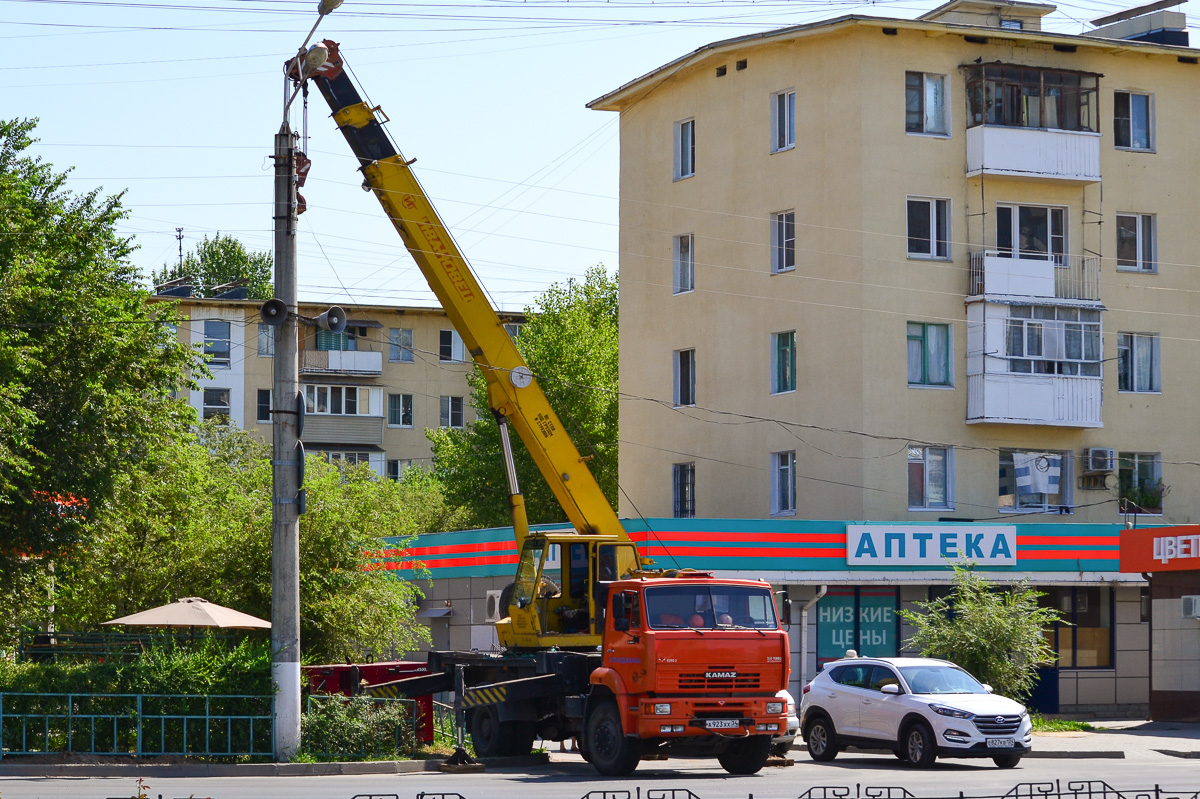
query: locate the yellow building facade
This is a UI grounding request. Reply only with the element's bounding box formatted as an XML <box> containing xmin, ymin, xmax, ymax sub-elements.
<box><xmin>592</xmin><ymin>1</ymin><xmax>1200</xmax><ymax>526</ymax></box>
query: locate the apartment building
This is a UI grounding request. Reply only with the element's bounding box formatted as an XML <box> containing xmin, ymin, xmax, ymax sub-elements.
<box><xmin>587</xmin><ymin>0</ymin><xmax>1200</xmax><ymax>714</ymax></box>
<box><xmin>155</xmin><ymin>289</ymin><xmax>521</xmax><ymax>475</ymax></box>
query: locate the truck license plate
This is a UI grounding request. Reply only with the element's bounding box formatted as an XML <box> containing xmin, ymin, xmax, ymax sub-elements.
<box><xmin>706</xmin><ymin>719</ymin><xmax>739</xmax><ymax>730</ymax></box>
<box><xmin>986</xmin><ymin>738</ymin><xmax>1014</xmax><ymax>748</ymax></box>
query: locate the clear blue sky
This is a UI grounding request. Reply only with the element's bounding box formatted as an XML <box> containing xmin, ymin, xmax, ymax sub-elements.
<box><xmin>5</xmin><ymin>0</ymin><xmax>1196</xmax><ymax>311</ymax></box>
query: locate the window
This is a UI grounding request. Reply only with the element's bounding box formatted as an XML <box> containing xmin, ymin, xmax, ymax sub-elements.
<box><xmin>965</xmin><ymin>65</ymin><xmax>1098</xmax><ymax>131</ymax></box>
<box><xmin>907</xmin><ymin>322</ymin><xmax>950</xmax><ymax>386</ymax></box>
<box><xmin>673</xmin><ymin>234</ymin><xmax>694</xmax><ymax>294</ymax></box>
<box><xmin>905</xmin><ymin>72</ymin><xmax>947</xmax><ymax>135</ymax></box>
<box><xmin>771</xmin><ymin>89</ymin><xmax>796</xmax><ymax>151</ymax></box>
<box><xmin>256</xmin><ymin>389</ymin><xmax>272</xmax><ymax>423</ymax></box>
<box><xmin>1114</xmin><ymin>91</ymin><xmax>1152</xmax><ymax>150</ymax></box>
<box><xmin>673</xmin><ymin>349</ymin><xmax>695</xmax><ymax>406</ymax></box>
<box><xmin>999</xmin><ymin>18</ymin><xmax>1023</xmax><ymax>29</ymax></box>
<box><xmin>997</xmin><ymin>204</ymin><xmax>1066</xmax><ymax>264</ymax></box>
<box><xmin>388</xmin><ymin>328</ymin><xmax>414</xmax><ymax>362</ymax></box>
<box><xmin>202</xmin><ymin>387</ymin><xmax>230</xmax><ymax>421</ymax></box>
<box><xmin>204</xmin><ymin>320</ymin><xmax>231</xmax><ymax>368</ymax></box>
<box><xmin>440</xmin><ymin>395</ymin><xmax>464</xmax><ymax>428</ymax></box>
<box><xmin>304</xmin><ymin>384</ymin><xmax>373</xmax><ymax>415</ymax></box>
<box><xmin>387</xmin><ymin>393</ymin><xmax>414</xmax><ymax>427</ymax></box>
<box><xmin>906</xmin><ymin>198</ymin><xmax>950</xmax><ymax>259</ymax></box>
<box><xmin>329</xmin><ymin>451</ymin><xmax>371</xmax><ymax>467</ymax></box>
<box><xmin>1117</xmin><ymin>332</ymin><xmax>1160</xmax><ymax>392</ymax></box>
<box><xmin>1039</xmin><ymin>586</ymin><xmax>1112</xmax><ymax>667</ymax></box>
<box><xmin>387</xmin><ymin>459</ymin><xmax>412</xmax><ymax>481</ymax></box>
<box><xmin>771</xmin><ymin>331</ymin><xmax>796</xmax><ymax>394</ymax></box>
<box><xmin>257</xmin><ymin>323</ymin><xmax>274</xmax><ymax>357</ymax></box>
<box><xmin>317</xmin><ymin>326</ymin><xmax>366</xmax><ymax>352</ymax></box>
<box><xmin>999</xmin><ymin>449</ymin><xmax>1069</xmax><ymax>512</ymax></box>
<box><xmin>908</xmin><ymin>446</ymin><xmax>951</xmax><ymax>510</ymax></box>
<box><xmin>439</xmin><ymin>329</ymin><xmax>465</xmax><ymax>362</ymax></box>
<box><xmin>771</xmin><ymin>211</ymin><xmax>795</xmax><ymax>273</ymax></box>
<box><xmin>771</xmin><ymin>451</ymin><xmax>796</xmax><ymax>515</ymax></box>
<box><xmin>1006</xmin><ymin>306</ymin><xmax>1100</xmax><ymax>376</ymax></box>
<box><xmin>1116</xmin><ymin>213</ymin><xmax>1156</xmax><ymax>272</ymax></box>
<box><xmin>672</xmin><ymin>462</ymin><xmax>695</xmax><ymax>518</ymax></box>
<box><xmin>503</xmin><ymin>322</ymin><xmax>523</xmax><ymax>339</ymax></box>
<box><xmin>674</xmin><ymin>118</ymin><xmax>695</xmax><ymax>179</ymax></box>
<box><xmin>1118</xmin><ymin>452</ymin><xmax>1164</xmax><ymax>514</ymax></box>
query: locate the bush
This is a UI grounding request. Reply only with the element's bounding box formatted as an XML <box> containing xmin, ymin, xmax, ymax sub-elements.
<box><xmin>300</xmin><ymin>695</ymin><xmax>415</xmax><ymax>761</ymax></box>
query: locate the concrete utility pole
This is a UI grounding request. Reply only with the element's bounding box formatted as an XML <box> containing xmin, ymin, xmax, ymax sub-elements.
<box><xmin>270</xmin><ymin>123</ymin><xmax>302</xmax><ymax>761</ymax></box>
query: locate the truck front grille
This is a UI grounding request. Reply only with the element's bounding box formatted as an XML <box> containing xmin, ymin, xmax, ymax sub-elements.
<box><xmin>672</xmin><ymin>671</ymin><xmax>761</xmax><ymax>691</ymax></box>
<box><xmin>972</xmin><ymin>715</ymin><xmax>1022</xmax><ymax>736</ymax></box>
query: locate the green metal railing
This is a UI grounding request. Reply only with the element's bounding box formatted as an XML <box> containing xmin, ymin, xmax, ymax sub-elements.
<box><xmin>429</xmin><ymin>700</ymin><xmax>457</xmax><ymax>746</ymax></box>
<box><xmin>0</xmin><ymin>693</ymin><xmax>273</xmax><ymax>759</ymax></box>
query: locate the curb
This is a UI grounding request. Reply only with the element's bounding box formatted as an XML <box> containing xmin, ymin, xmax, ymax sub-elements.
<box><xmin>0</xmin><ymin>752</ymin><xmax>550</xmax><ymax>778</ymax></box>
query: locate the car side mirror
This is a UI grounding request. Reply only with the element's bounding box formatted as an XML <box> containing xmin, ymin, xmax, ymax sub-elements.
<box><xmin>982</xmin><ymin>684</ymin><xmax>994</xmax><ymax>693</ymax></box>
<box><xmin>881</xmin><ymin>683</ymin><xmax>900</xmax><ymax>695</ymax></box>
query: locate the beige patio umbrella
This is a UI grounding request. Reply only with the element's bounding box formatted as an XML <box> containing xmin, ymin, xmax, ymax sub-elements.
<box><xmin>103</xmin><ymin>597</ymin><xmax>271</xmax><ymax>630</ymax></box>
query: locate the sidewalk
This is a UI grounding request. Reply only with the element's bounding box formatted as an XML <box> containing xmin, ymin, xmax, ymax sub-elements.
<box><xmin>1027</xmin><ymin>720</ymin><xmax>1200</xmax><ymax>760</ymax></box>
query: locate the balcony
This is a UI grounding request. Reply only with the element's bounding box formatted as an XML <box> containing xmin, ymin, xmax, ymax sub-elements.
<box><xmin>967</xmin><ymin>373</ymin><xmax>1102</xmax><ymax>428</ymax></box>
<box><xmin>300</xmin><ymin>414</ymin><xmax>384</xmax><ymax>446</ymax></box>
<box><xmin>969</xmin><ymin>250</ymin><xmax>1100</xmax><ymax>302</ymax></box>
<box><xmin>300</xmin><ymin>349</ymin><xmax>383</xmax><ymax>376</ymax></box>
<box><xmin>966</xmin><ymin>125</ymin><xmax>1101</xmax><ymax>183</ymax></box>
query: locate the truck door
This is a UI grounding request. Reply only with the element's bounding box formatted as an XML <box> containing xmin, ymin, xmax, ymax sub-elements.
<box><xmin>604</xmin><ymin>589</ymin><xmax>649</xmax><ymax>692</ymax></box>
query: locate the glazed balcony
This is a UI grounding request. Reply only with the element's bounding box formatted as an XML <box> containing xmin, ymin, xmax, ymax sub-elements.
<box><xmin>966</xmin><ymin>373</ymin><xmax>1102</xmax><ymax>428</ymax></box>
<box><xmin>969</xmin><ymin>250</ymin><xmax>1100</xmax><ymax>302</ymax></box>
<box><xmin>300</xmin><ymin>348</ymin><xmax>383</xmax><ymax>376</ymax></box>
<box><xmin>967</xmin><ymin>125</ymin><xmax>1101</xmax><ymax>183</ymax></box>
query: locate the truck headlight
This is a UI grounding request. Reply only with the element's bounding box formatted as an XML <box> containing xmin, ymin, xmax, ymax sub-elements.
<box><xmin>766</xmin><ymin>702</ymin><xmax>784</xmax><ymax>715</ymax></box>
<box><xmin>653</xmin><ymin>703</ymin><xmax>671</xmax><ymax>715</ymax></box>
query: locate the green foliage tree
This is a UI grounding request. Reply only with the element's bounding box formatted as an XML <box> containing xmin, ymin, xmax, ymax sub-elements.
<box><xmin>897</xmin><ymin>565</ymin><xmax>1063</xmax><ymax>701</ymax></box>
<box><xmin>52</xmin><ymin>424</ymin><xmax>431</xmax><ymax>662</ymax></box>
<box><xmin>0</xmin><ymin>119</ymin><xmax>199</xmax><ymax>618</ymax></box>
<box><xmin>153</xmin><ymin>233</ymin><xmax>273</xmax><ymax>299</ymax></box>
<box><xmin>429</xmin><ymin>266</ymin><xmax>618</xmax><ymax>528</ymax></box>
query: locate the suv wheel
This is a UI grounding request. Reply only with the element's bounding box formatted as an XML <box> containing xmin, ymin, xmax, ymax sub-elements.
<box><xmin>993</xmin><ymin>754</ymin><xmax>1022</xmax><ymax>769</ymax></box>
<box><xmin>805</xmin><ymin>716</ymin><xmax>839</xmax><ymax>762</ymax></box>
<box><xmin>902</xmin><ymin>721</ymin><xmax>936</xmax><ymax>768</ymax></box>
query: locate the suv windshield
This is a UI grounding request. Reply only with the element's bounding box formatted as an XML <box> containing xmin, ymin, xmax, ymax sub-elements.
<box><xmin>645</xmin><ymin>585</ymin><xmax>778</xmax><ymax>630</ymax></box>
<box><xmin>899</xmin><ymin>665</ymin><xmax>987</xmax><ymax>695</ymax></box>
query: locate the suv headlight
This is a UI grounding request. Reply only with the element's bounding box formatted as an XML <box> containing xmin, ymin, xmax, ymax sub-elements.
<box><xmin>930</xmin><ymin>704</ymin><xmax>973</xmax><ymax>720</ymax></box>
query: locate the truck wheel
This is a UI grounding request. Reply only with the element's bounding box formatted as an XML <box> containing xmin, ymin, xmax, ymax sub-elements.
<box><xmin>585</xmin><ymin>700</ymin><xmax>640</xmax><ymax>776</ymax></box>
<box><xmin>902</xmin><ymin>721</ymin><xmax>937</xmax><ymax>769</ymax></box>
<box><xmin>805</xmin><ymin>716</ymin><xmax>839</xmax><ymax>762</ymax></box>
<box><xmin>468</xmin><ymin>706</ymin><xmax>507</xmax><ymax>758</ymax></box>
<box><xmin>506</xmin><ymin>720</ymin><xmax>536</xmax><ymax>757</ymax></box>
<box><xmin>717</xmin><ymin>734</ymin><xmax>773</xmax><ymax>775</ymax></box>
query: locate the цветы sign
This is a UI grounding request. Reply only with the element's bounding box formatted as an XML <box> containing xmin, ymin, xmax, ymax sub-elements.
<box><xmin>1120</xmin><ymin>525</ymin><xmax>1200</xmax><ymax>573</ymax></box>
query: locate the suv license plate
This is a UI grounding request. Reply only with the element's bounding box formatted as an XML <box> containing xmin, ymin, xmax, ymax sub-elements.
<box><xmin>706</xmin><ymin>719</ymin><xmax>739</xmax><ymax>730</ymax></box>
<box><xmin>986</xmin><ymin>738</ymin><xmax>1014</xmax><ymax>749</ymax></box>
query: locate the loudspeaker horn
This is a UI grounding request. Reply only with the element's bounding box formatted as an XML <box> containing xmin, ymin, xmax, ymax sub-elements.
<box><xmin>259</xmin><ymin>298</ymin><xmax>288</xmax><ymax>327</ymax></box>
<box><xmin>316</xmin><ymin>305</ymin><xmax>346</xmax><ymax>334</ymax></box>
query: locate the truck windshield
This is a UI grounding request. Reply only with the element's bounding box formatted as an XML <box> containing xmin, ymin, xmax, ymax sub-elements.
<box><xmin>644</xmin><ymin>585</ymin><xmax>778</xmax><ymax>630</ymax></box>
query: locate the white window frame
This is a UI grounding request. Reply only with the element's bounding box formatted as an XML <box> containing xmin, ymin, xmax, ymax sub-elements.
<box><xmin>1114</xmin><ymin>90</ymin><xmax>1154</xmax><ymax>152</ymax></box>
<box><xmin>672</xmin><ymin>462</ymin><xmax>696</xmax><ymax>518</ymax></box>
<box><xmin>674</xmin><ymin>118</ymin><xmax>695</xmax><ymax>180</ymax></box>
<box><xmin>389</xmin><ymin>327</ymin><xmax>414</xmax><ymax>362</ymax></box>
<box><xmin>1117</xmin><ymin>332</ymin><xmax>1161</xmax><ymax>393</ymax></box>
<box><xmin>906</xmin><ymin>197</ymin><xmax>950</xmax><ymax>260</ymax></box>
<box><xmin>771</xmin><ymin>331</ymin><xmax>796</xmax><ymax>394</ymax></box>
<box><xmin>999</xmin><ymin>449</ymin><xmax>1072</xmax><ymax>513</ymax></box>
<box><xmin>202</xmin><ymin>387</ymin><xmax>231</xmax><ymax>421</ymax></box>
<box><xmin>771</xmin><ymin>89</ymin><xmax>796</xmax><ymax>152</ymax></box>
<box><xmin>1006</xmin><ymin>306</ymin><xmax>1102</xmax><ymax>377</ymax></box>
<box><xmin>304</xmin><ymin>384</ymin><xmax>373</xmax><ymax>416</ymax></box>
<box><xmin>257</xmin><ymin>323</ymin><xmax>274</xmax><ymax>357</ymax></box>
<box><xmin>908</xmin><ymin>445</ymin><xmax>953</xmax><ymax>511</ymax></box>
<box><xmin>387</xmin><ymin>393</ymin><xmax>414</xmax><ymax>428</ymax></box>
<box><xmin>771</xmin><ymin>210</ymin><xmax>796</xmax><ymax>274</ymax></box>
<box><xmin>996</xmin><ymin>203</ymin><xmax>1067</xmax><ymax>264</ymax></box>
<box><xmin>503</xmin><ymin>322</ymin><xmax>523</xmax><ymax>339</ymax></box>
<box><xmin>673</xmin><ymin>348</ymin><xmax>696</xmax><ymax>407</ymax></box>
<box><xmin>1115</xmin><ymin>213</ymin><xmax>1156</xmax><ymax>273</ymax></box>
<box><xmin>440</xmin><ymin>395</ymin><xmax>465</xmax><ymax>428</ymax></box>
<box><xmin>204</xmin><ymin>320</ymin><xmax>231</xmax><ymax>369</ymax></box>
<box><xmin>439</xmin><ymin>329</ymin><xmax>466</xmax><ymax>362</ymax></box>
<box><xmin>905</xmin><ymin>72</ymin><xmax>949</xmax><ymax>136</ymax></box>
<box><xmin>256</xmin><ymin>388</ymin><xmax>272</xmax><ymax>423</ymax></box>
<box><xmin>673</xmin><ymin>233</ymin><xmax>695</xmax><ymax>294</ymax></box>
<box><xmin>770</xmin><ymin>450</ymin><xmax>796</xmax><ymax>516</ymax></box>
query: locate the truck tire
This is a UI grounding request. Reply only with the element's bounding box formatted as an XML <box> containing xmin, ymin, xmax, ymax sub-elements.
<box><xmin>468</xmin><ymin>706</ymin><xmax>507</xmax><ymax>758</ymax></box>
<box><xmin>585</xmin><ymin>699</ymin><xmax>640</xmax><ymax>776</ymax></box>
<box><xmin>506</xmin><ymin>719</ymin><xmax>536</xmax><ymax>757</ymax></box>
<box><xmin>717</xmin><ymin>734</ymin><xmax>773</xmax><ymax>775</ymax></box>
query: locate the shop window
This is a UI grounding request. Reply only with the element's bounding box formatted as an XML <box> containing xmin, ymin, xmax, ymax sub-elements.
<box><xmin>1038</xmin><ymin>586</ymin><xmax>1112</xmax><ymax>668</ymax></box>
<box><xmin>816</xmin><ymin>587</ymin><xmax>898</xmax><ymax>666</ymax></box>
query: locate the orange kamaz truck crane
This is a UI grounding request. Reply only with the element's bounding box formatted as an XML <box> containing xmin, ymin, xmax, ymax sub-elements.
<box><xmin>290</xmin><ymin>42</ymin><xmax>790</xmax><ymax>776</ymax></box>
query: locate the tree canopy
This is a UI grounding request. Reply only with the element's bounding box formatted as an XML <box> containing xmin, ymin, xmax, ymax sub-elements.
<box><xmin>429</xmin><ymin>266</ymin><xmax>619</xmax><ymax>528</ymax></box>
<box><xmin>153</xmin><ymin>233</ymin><xmax>273</xmax><ymax>299</ymax></box>
<box><xmin>898</xmin><ymin>565</ymin><xmax>1064</xmax><ymax>701</ymax></box>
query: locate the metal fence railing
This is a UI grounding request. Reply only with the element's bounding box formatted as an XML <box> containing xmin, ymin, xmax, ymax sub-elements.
<box><xmin>17</xmin><ymin>629</ymin><xmax>237</xmax><ymax>662</ymax></box>
<box><xmin>0</xmin><ymin>693</ymin><xmax>272</xmax><ymax>759</ymax></box>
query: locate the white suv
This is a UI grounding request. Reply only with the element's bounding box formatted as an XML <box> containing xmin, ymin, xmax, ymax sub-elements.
<box><xmin>799</xmin><ymin>656</ymin><xmax>1031</xmax><ymax>768</ymax></box>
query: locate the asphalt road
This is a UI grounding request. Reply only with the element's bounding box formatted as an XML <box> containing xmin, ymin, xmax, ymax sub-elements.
<box><xmin>2</xmin><ymin>752</ymin><xmax>1198</xmax><ymax>799</ymax></box>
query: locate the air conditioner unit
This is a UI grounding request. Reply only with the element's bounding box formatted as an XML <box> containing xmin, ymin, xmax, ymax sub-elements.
<box><xmin>1182</xmin><ymin>596</ymin><xmax>1200</xmax><ymax>620</ymax></box>
<box><xmin>485</xmin><ymin>589</ymin><xmax>504</xmax><ymax>623</ymax></box>
<box><xmin>1084</xmin><ymin>447</ymin><xmax>1115</xmax><ymax>473</ymax></box>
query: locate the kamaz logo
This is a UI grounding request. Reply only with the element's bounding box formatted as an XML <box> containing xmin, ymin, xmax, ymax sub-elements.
<box><xmin>705</xmin><ymin>671</ymin><xmax>737</xmax><ymax>679</ymax></box>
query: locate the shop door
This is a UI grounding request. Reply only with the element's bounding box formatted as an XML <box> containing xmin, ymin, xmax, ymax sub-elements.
<box><xmin>1028</xmin><ymin>665</ymin><xmax>1059</xmax><ymax>713</ymax></box>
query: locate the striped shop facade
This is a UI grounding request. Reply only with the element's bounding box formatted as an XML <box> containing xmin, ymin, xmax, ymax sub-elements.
<box><xmin>385</xmin><ymin>518</ymin><xmax>1149</xmax><ymax>717</ymax></box>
